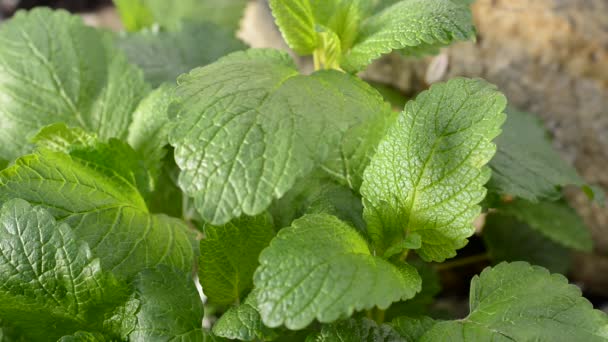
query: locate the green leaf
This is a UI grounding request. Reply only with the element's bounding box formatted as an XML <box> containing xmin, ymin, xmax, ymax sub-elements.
<box><xmin>342</xmin><ymin>0</ymin><xmax>475</xmax><ymax>72</ymax></box>
<box><xmin>309</xmin><ymin>318</ymin><xmax>404</xmax><ymax>341</ymax></box>
<box><xmin>497</xmin><ymin>200</ymin><xmax>592</xmax><ymax>252</ymax></box>
<box><xmin>483</xmin><ymin>213</ymin><xmax>572</xmax><ymax>274</ymax></box>
<box><xmin>114</xmin><ymin>0</ymin><xmax>248</xmax><ymax>31</ymax></box>
<box><xmin>269</xmin><ymin>0</ymin><xmax>317</xmax><ymax>54</ymax></box>
<box><xmin>0</xmin><ymin>150</ymin><xmax>195</xmax><ymax>280</ymax></box>
<box><xmin>254</xmin><ymin>214</ymin><xmax>421</xmax><ymax>329</ymax></box>
<box><xmin>0</xmin><ymin>199</ymin><xmax>129</xmax><ymax>341</ymax></box>
<box><xmin>118</xmin><ymin>23</ymin><xmax>246</xmax><ymax>87</ymax></box>
<box><xmin>146</xmin><ymin>149</ymin><xmax>185</xmax><ymax>217</ymax></box>
<box><xmin>31</xmin><ymin>124</ymin><xmax>153</xmax><ymax>200</ymax></box>
<box><xmin>420</xmin><ymin>262</ymin><xmax>608</xmax><ymax>341</ymax></box>
<box><xmin>212</xmin><ymin>289</ymin><xmax>276</xmax><ymax>341</ymax></box>
<box><xmin>199</xmin><ymin>214</ymin><xmax>275</xmax><ymax>305</ymax></box>
<box><xmin>0</xmin><ymin>8</ymin><xmax>148</xmax><ymax>161</ymax></box>
<box><xmin>170</xmin><ymin>49</ymin><xmax>391</xmax><ymax>225</ymax></box>
<box><xmin>390</xmin><ymin>316</ymin><xmax>437</xmax><ymax>341</ymax></box>
<box><xmin>384</xmin><ymin>262</ymin><xmax>441</xmax><ymax>320</ymax></box>
<box><xmin>113</xmin><ymin>0</ymin><xmax>154</xmax><ymax>31</ymax></box>
<box><xmin>271</xmin><ymin>172</ymin><xmax>366</xmax><ymax>233</ymax></box>
<box><xmin>31</xmin><ymin>123</ymin><xmax>97</xmax><ymax>152</ymax></box>
<box><xmin>489</xmin><ymin>108</ymin><xmax>597</xmax><ymax>202</ymax></box>
<box><xmin>58</xmin><ymin>331</ymin><xmax>106</xmax><ymax>342</ymax></box>
<box><xmin>127</xmin><ymin>84</ymin><xmax>174</xmax><ymax>181</ymax></box>
<box><xmin>361</xmin><ymin>78</ymin><xmax>507</xmax><ymax>261</ymax></box>
<box><xmin>129</xmin><ymin>265</ymin><xmax>206</xmax><ymax>341</ymax></box>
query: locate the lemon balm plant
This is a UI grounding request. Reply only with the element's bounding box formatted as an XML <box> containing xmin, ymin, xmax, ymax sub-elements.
<box><xmin>0</xmin><ymin>0</ymin><xmax>606</xmax><ymax>341</ymax></box>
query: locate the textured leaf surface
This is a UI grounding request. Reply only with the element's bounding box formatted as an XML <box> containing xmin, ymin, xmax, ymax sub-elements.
<box><xmin>269</xmin><ymin>173</ymin><xmax>364</xmax><ymax>230</ymax></box>
<box><xmin>483</xmin><ymin>213</ymin><xmax>571</xmax><ymax>274</ymax></box>
<box><xmin>212</xmin><ymin>289</ymin><xmax>276</xmax><ymax>341</ymax></box>
<box><xmin>58</xmin><ymin>331</ymin><xmax>106</xmax><ymax>342</ymax></box>
<box><xmin>0</xmin><ymin>150</ymin><xmax>194</xmax><ymax>280</ymax></box>
<box><xmin>269</xmin><ymin>0</ymin><xmax>317</xmax><ymax>54</ymax></box>
<box><xmin>390</xmin><ymin>316</ymin><xmax>436</xmax><ymax>341</ymax></box>
<box><xmin>115</xmin><ymin>0</ymin><xmax>248</xmax><ymax>31</ymax></box>
<box><xmin>342</xmin><ymin>0</ymin><xmax>475</xmax><ymax>72</ymax></box>
<box><xmin>384</xmin><ymin>262</ymin><xmax>441</xmax><ymax>320</ymax></box>
<box><xmin>118</xmin><ymin>23</ymin><xmax>245</xmax><ymax>86</ymax></box>
<box><xmin>129</xmin><ymin>266</ymin><xmax>206</xmax><ymax>341</ymax></box>
<box><xmin>0</xmin><ymin>199</ymin><xmax>128</xmax><ymax>341</ymax></box>
<box><xmin>421</xmin><ymin>262</ymin><xmax>608</xmax><ymax>341</ymax></box>
<box><xmin>254</xmin><ymin>214</ymin><xmax>421</xmax><ymax>329</ymax></box>
<box><xmin>0</xmin><ymin>8</ymin><xmax>147</xmax><ymax>160</ymax></box>
<box><xmin>170</xmin><ymin>49</ymin><xmax>390</xmax><ymax>225</ymax></box>
<box><xmin>498</xmin><ymin>200</ymin><xmax>592</xmax><ymax>251</ymax></box>
<box><xmin>309</xmin><ymin>318</ymin><xmax>404</xmax><ymax>342</ymax></box>
<box><xmin>127</xmin><ymin>84</ymin><xmax>173</xmax><ymax>182</ymax></box>
<box><xmin>361</xmin><ymin>78</ymin><xmax>506</xmax><ymax>261</ymax></box>
<box><xmin>489</xmin><ymin>109</ymin><xmax>592</xmax><ymax>201</ymax></box>
<box><xmin>199</xmin><ymin>214</ymin><xmax>275</xmax><ymax>305</ymax></box>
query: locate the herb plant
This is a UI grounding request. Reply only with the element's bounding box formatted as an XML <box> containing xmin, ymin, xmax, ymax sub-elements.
<box><xmin>0</xmin><ymin>0</ymin><xmax>606</xmax><ymax>341</ymax></box>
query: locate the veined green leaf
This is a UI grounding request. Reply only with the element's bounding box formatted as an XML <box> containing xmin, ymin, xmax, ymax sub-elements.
<box><xmin>31</xmin><ymin>124</ymin><xmax>153</xmax><ymax>200</ymax></box>
<box><xmin>342</xmin><ymin>0</ymin><xmax>475</xmax><ymax>72</ymax></box>
<box><xmin>361</xmin><ymin>78</ymin><xmax>507</xmax><ymax>261</ymax></box>
<box><xmin>58</xmin><ymin>331</ymin><xmax>106</xmax><ymax>342</ymax></box>
<box><xmin>117</xmin><ymin>23</ymin><xmax>246</xmax><ymax>87</ymax></box>
<box><xmin>309</xmin><ymin>318</ymin><xmax>404</xmax><ymax>341</ymax></box>
<box><xmin>421</xmin><ymin>262</ymin><xmax>608</xmax><ymax>341</ymax></box>
<box><xmin>0</xmin><ymin>150</ymin><xmax>195</xmax><ymax>280</ymax></box>
<box><xmin>269</xmin><ymin>0</ymin><xmax>318</xmax><ymax>54</ymax></box>
<box><xmin>0</xmin><ymin>199</ymin><xmax>130</xmax><ymax>341</ymax></box>
<box><xmin>254</xmin><ymin>214</ymin><xmax>421</xmax><ymax>330</ymax></box>
<box><xmin>199</xmin><ymin>214</ymin><xmax>275</xmax><ymax>305</ymax></box>
<box><xmin>390</xmin><ymin>316</ymin><xmax>437</xmax><ymax>341</ymax></box>
<box><xmin>170</xmin><ymin>49</ymin><xmax>391</xmax><ymax>225</ymax></box>
<box><xmin>0</xmin><ymin>8</ymin><xmax>148</xmax><ymax>161</ymax></box>
<box><xmin>129</xmin><ymin>266</ymin><xmax>206</xmax><ymax>341</ymax></box>
<box><xmin>212</xmin><ymin>289</ymin><xmax>276</xmax><ymax>341</ymax></box>
<box><xmin>489</xmin><ymin>108</ymin><xmax>600</xmax><ymax>202</ymax></box>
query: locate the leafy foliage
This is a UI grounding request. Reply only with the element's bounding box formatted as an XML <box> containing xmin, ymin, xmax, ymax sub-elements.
<box><xmin>361</xmin><ymin>78</ymin><xmax>507</xmax><ymax>260</ymax></box>
<box><xmin>254</xmin><ymin>214</ymin><xmax>421</xmax><ymax>329</ymax></box>
<box><xmin>0</xmin><ymin>8</ymin><xmax>148</xmax><ymax>161</ymax></box>
<box><xmin>270</xmin><ymin>0</ymin><xmax>475</xmax><ymax>71</ymax></box>
<box><xmin>0</xmin><ymin>3</ymin><xmax>605</xmax><ymax>341</ymax></box>
<box><xmin>169</xmin><ymin>49</ymin><xmax>392</xmax><ymax>225</ymax></box>
<box><xmin>420</xmin><ymin>262</ymin><xmax>608</xmax><ymax>341</ymax></box>
<box><xmin>199</xmin><ymin>214</ymin><xmax>275</xmax><ymax>305</ymax></box>
<box><xmin>489</xmin><ymin>108</ymin><xmax>599</xmax><ymax>202</ymax></box>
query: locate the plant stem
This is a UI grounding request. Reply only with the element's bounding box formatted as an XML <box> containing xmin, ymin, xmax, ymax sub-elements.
<box><xmin>434</xmin><ymin>253</ymin><xmax>489</xmax><ymax>271</ymax></box>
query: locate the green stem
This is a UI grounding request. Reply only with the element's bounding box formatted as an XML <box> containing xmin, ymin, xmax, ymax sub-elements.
<box><xmin>434</xmin><ymin>253</ymin><xmax>489</xmax><ymax>271</ymax></box>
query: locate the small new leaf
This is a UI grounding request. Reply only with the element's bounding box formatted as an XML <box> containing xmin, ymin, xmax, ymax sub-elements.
<box><xmin>361</xmin><ymin>78</ymin><xmax>507</xmax><ymax>261</ymax></box>
<box><xmin>421</xmin><ymin>262</ymin><xmax>608</xmax><ymax>341</ymax></box>
<box><xmin>254</xmin><ymin>214</ymin><xmax>421</xmax><ymax>330</ymax></box>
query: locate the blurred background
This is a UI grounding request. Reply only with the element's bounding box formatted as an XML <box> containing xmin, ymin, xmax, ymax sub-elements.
<box><xmin>1</xmin><ymin>0</ymin><xmax>607</xmax><ymax>312</ymax></box>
